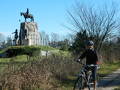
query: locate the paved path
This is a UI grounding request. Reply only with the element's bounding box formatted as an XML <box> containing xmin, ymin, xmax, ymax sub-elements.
<box><xmin>97</xmin><ymin>68</ymin><xmax>120</xmax><ymax>90</ymax></box>
<box><xmin>82</xmin><ymin>69</ymin><xmax>120</xmax><ymax>90</ymax></box>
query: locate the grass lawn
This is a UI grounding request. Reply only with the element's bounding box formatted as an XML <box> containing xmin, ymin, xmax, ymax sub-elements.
<box><xmin>114</xmin><ymin>86</ymin><xmax>120</xmax><ymax>90</ymax></box>
<box><xmin>0</xmin><ymin>55</ymin><xmax>28</xmax><ymax>63</ymax></box>
<box><xmin>99</xmin><ymin>61</ymin><xmax>120</xmax><ymax>76</ymax></box>
<box><xmin>0</xmin><ymin>55</ymin><xmax>28</xmax><ymax>75</ymax></box>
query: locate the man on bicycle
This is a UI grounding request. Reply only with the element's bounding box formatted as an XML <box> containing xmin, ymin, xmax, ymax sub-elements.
<box><xmin>77</xmin><ymin>40</ymin><xmax>98</xmax><ymax>90</ymax></box>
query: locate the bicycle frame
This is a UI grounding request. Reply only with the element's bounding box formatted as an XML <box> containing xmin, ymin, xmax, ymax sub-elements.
<box><xmin>78</xmin><ymin>64</ymin><xmax>93</xmax><ymax>84</ymax></box>
<box><xmin>74</xmin><ymin>62</ymin><xmax>99</xmax><ymax>90</ymax></box>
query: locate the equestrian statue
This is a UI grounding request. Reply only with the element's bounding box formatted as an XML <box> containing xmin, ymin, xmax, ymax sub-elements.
<box><xmin>21</xmin><ymin>8</ymin><xmax>34</xmax><ymax>22</ymax></box>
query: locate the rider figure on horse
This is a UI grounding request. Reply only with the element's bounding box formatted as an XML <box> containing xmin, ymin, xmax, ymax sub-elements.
<box><xmin>21</xmin><ymin>8</ymin><xmax>34</xmax><ymax>22</ymax></box>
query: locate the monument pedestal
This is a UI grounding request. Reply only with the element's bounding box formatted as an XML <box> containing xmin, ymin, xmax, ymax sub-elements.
<box><xmin>19</xmin><ymin>22</ymin><xmax>40</xmax><ymax>46</ymax></box>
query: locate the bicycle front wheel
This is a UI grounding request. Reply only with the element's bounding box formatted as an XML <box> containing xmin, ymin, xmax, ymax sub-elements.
<box><xmin>73</xmin><ymin>76</ymin><xmax>85</xmax><ymax>90</ymax></box>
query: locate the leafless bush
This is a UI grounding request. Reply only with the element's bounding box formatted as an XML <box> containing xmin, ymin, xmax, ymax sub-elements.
<box><xmin>0</xmin><ymin>53</ymin><xmax>80</xmax><ymax>90</ymax></box>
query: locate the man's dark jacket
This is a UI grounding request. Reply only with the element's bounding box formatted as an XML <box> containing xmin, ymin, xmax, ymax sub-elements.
<box><xmin>79</xmin><ymin>48</ymin><xmax>98</xmax><ymax>64</ymax></box>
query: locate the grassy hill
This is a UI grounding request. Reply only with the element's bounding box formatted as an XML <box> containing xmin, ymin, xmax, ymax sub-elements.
<box><xmin>0</xmin><ymin>45</ymin><xmax>57</xmax><ymax>57</ymax></box>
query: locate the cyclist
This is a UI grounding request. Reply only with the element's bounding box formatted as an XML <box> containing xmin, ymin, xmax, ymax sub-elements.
<box><xmin>77</xmin><ymin>40</ymin><xmax>98</xmax><ymax>90</ymax></box>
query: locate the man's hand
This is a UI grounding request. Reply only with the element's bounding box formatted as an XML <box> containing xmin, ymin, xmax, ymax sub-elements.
<box><xmin>74</xmin><ymin>59</ymin><xmax>81</xmax><ymax>62</ymax></box>
<box><xmin>77</xmin><ymin>59</ymin><xmax>81</xmax><ymax>62</ymax></box>
<box><xmin>96</xmin><ymin>61</ymin><xmax>101</xmax><ymax>64</ymax></box>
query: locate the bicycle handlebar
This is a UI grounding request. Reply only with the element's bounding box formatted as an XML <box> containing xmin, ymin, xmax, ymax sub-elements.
<box><xmin>74</xmin><ymin>59</ymin><xmax>100</xmax><ymax>69</ymax></box>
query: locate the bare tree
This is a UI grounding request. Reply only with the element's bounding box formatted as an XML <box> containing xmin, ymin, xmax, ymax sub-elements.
<box><xmin>49</xmin><ymin>33</ymin><xmax>60</xmax><ymax>48</ymax></box>
<box><xmin>40</xmin><ymin>31</ymin><xmax>50</xmax><ymax>46</ymax></box>
<box><xmin>0</xmin><ymin>33</ymin><xmax>6</xmax><ymax>48</ymax></box>
<box><xmin>6</xmin><ymin>36</ymin><xmax>12</xmax><ymax>46</ymax></box>
<box><xmin>0</xmin><ymin>33</ymin><xmax>5</xmax><ymax>43</ymax></box>
<box><xmin>51</xmin><ymin>32</ymin><xmax>60</xmax><ymax>42</ymax></box>
<box><xmin>67</xmin><ymin>3</ymin><xmax>119</xmax><ymax>52</ymax></box>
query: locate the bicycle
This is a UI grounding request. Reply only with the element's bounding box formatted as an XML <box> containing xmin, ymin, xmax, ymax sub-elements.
<box><xmin>73</xmin><ymin>61</ymin><xmax>99</xmax><ymax>90</ymax></box>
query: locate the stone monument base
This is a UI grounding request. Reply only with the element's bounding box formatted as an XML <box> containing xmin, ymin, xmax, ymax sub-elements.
<box><xmin>19</xmin><ymin>22</ymin><xmax>40</xmax><ymax>46</ymax></box>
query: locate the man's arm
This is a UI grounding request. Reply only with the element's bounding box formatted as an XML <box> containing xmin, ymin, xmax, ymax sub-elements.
<box><xmin>75</xmin><ymin>51</ymin><xmax>86</xmax><ymax>62</ymax></box>
<box><xmin>79</xmin><ymin>51</ymin><xmax>86</xmax><ymax>59</ymax></box>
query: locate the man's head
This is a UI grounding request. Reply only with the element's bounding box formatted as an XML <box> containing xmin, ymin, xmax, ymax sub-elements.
<box><xmin>85</xmin><ymin>40</ymin><xmax>94</xmax><ymax>49</ymax></box>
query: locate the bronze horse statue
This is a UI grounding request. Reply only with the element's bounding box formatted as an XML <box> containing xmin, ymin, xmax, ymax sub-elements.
<box><xmin>21</xmin><ymin>8</ymin><xmax>34</xmax><ymax>22</ymax></box>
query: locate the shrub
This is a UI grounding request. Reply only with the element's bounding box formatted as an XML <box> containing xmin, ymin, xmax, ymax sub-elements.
<box><xmin>5</xmin><ymin>46</ymin><xmax>41</xmax><ymax>57</ymax></box>
<box><xmin>0</xmin><ymin>51</ymin><xmax>80</xmax><ymax>90</ymax></box>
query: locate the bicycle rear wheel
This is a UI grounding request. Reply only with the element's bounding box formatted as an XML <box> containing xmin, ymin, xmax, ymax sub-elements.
<box><xmin>73</xmin><ymin>76</ymin><xmax>85</xmax><ymax>90</ymax></box>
